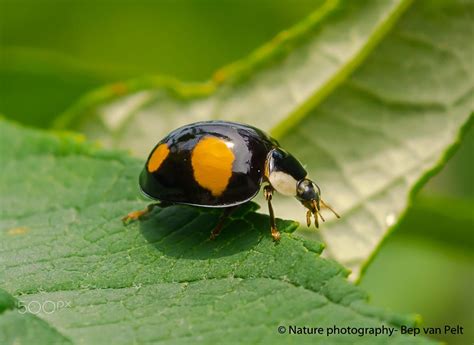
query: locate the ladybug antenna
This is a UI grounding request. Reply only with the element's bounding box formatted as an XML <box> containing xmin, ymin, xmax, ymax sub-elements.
<box><xmin>318</xmin><ymin>210</ymin><xmax>326</xmax><ymax>223</ymax></box>
<box><xmin>320</xmin><ymin>199</ymin><xmax>341</xmax><ymax>218</ymax></box>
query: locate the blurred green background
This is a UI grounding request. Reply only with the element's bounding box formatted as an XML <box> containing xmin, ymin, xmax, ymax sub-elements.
<box><xmin>1</xmin><ymin>1</ymin><xmax>472</xmax><ymax>344</ymax></box>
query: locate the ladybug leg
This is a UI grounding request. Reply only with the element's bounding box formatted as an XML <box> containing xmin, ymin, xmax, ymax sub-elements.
<box><xmin>209</xmin><ymin>206</ymin><xmax>237</xmax><ymax>240</ymax></box>
<box><xmin>122</xmin><ymin>203</ymin><xmax>160</xmax><ymax>224</ymax></box>
<box><xmin>264</xmin><ymin>185</ymin><xmax>280</xmax><ymax>241</ymax></box>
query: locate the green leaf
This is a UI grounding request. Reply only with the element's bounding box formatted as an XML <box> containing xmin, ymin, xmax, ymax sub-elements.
<box><xmin>0</xmin><ymin>288</ymin><xmax>71</xmax><ymax>344</ymax></box>
<box><xmin>0</xmin><ymin>48</ymin><xmax>110</xmax><ymax>128</ymax></box>
<box><xmin>380</xmin><ymin>195</ymin><xmax>474</xmax><ymax>252</ymax></box>
<box><xmin>0</xmin><ymin>1</ymin><xmax>320</xmax><ymax>127</ymax></box>
<box><xmin>54</xmin><ymin>0</ymin><xmax>473</xmax><ymax>280</ymax></box>
<box><xmin>0</xmin><ymin>0</ymin><xmax>320</xmax><ymax>82</ymax></box>
<box><xmin>1</xmin><ymin>311</ymin><xmax>72</xmax><ymax>345</ymax></box>
<box><xmin>0</xmin><ymin>119</ymin><xmax>436</xmax><ymax>344</ymax></box>
<box><xmin>359</xmin><ymin>195</ymin><xmax>474</xmax><ymax>345</ymax></box>
<box><xmin>0</xmin><ymin>289</ymin><xmax>16</xmax><ymax>314</ymax></box>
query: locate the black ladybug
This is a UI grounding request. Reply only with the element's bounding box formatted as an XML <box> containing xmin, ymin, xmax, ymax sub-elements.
<box><xmin>123</xmin><ymin>121</ymin><xmax>339</xmax><ymax>241</ymax></box>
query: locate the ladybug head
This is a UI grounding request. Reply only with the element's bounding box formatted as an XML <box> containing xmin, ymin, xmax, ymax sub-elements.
<box><xmin>296</xmin><ymin>178</ymin><xmax>340</xmax><ymax>228</ymax></box>
<box><xmin>266</xmin><ymin>148</ymin><xmax>339</xmax><ymax>228</ymax></box>
<box><xmin>296</xmin><ymin>178</ymin><xmax>320</xmax><ymax>206</ymax></box>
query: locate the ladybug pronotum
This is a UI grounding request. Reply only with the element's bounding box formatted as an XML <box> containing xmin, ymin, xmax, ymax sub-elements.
<box><xmin>123</xmin><ymin>121</ymin><xmax>339</xmax><ymax>241</ymax></box>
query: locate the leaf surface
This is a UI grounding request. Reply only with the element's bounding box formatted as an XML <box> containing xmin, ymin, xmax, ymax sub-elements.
<box><xmin>0</xmin><ymin>119</ymin><xmax>436</xmax><ymax>344</ymax></box>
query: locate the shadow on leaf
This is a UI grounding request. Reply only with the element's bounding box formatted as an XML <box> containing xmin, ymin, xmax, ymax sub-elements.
<box><xmin>138</xmin><ymin>202</ymin><xmax>264</xmax><ymax>259</ymax></box>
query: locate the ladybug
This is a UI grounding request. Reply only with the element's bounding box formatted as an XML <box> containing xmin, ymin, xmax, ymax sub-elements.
<box><xmin>123</xmin><ymin>121</ymin><xmax>339</xmax><ymax>241</ymax></box>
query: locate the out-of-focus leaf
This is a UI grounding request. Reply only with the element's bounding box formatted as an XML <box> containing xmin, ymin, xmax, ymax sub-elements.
<box><xmin>0</xmin><ymin>48</ymin><xmax>110</xmax><ymax>128</ymax></box>
<box><xmin>424</xmin><ymin>124</ymin><xmax>474</xmax><ymax>199</ymax></box>
<box><xmin>55</xmin><ymin>0</ymin><xmax>410</xmax><ymax>145</ymax></box>
<box><xmin>0</xmin><ymin>1</ymin><xmax>321</xmax><ymax>127</ymax></box>
<box><xmin>0</xmin><ymin>0</ymin><xmax>320</xmax><ymax>82</ymax></box>
<box><xmin>359</xmin><ymin>195</ymin><xmax>474</xmax><ymax>345</ymax></box>
<box><xmin>384</xmin><ymin>195</ymin><xmax>474</xmax><ymax>253</ymax></box>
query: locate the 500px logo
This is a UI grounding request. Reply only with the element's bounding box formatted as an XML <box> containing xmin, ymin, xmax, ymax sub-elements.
<box><xmin>16</xmin><ymin>300</ymin><xmax>72</xmax><ymax>314</ymax></box>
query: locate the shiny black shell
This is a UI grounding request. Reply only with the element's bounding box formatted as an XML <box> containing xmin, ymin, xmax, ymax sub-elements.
<box><xmin>140</xmin><ymin>121</ymin><xmax>279</xmax><ymax>207</ymax></box>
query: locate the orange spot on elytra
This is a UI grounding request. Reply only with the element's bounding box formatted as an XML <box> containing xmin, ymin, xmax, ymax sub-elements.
<box><xmin>191</xmin><ymin>137</ymin><xmax>235</xmax><ymax>197</ymax></box>
<box><xmin>147</xmin><ymin>144</ymin><xmax>170</xmax><ymax>172</ymax></box>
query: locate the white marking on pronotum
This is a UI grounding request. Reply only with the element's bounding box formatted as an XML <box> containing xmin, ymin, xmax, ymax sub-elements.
<box><xmin>269</xmin><ymin>171</ymin><xmax>298</xmax><ymax>196</ymax></box>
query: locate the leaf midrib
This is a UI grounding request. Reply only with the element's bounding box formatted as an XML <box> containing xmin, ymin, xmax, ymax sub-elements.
<box><xmin>270</xmin><ymin>0</ymin><xmax>413</xmax><ymax>138</ymax></box>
